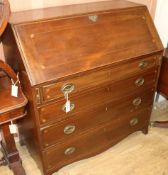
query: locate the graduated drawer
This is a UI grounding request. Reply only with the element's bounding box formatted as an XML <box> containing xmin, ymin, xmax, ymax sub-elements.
<box><xmin>40</xmin><ymin>89</ymin><xmax>154</xmax><ymax>148</ymax></box>
<box><xmin>41</xmin><ymin>55</ymin><xmax>159</xmax><ymax>103</ymax></box>
<box><xmin>42</xmin><ymin>108</ymin><xmax>151</xmax><ymax>173</ymax></box>
<box><xmin>38</xmin><ymin>70</ymin><xmax>157</xmax><ymax>125</ymax></box>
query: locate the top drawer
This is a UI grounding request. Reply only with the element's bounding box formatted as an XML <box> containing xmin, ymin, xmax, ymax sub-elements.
<box><xmin>41</xmin><ymin>55</ymin><xmax>159</xmax><ymax>103</ymax></box>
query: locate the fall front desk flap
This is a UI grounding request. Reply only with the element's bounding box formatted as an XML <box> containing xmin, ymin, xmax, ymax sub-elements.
<box><xmin>8</xmin><ymin>0</ymin><xmax>163</xmax><ymax>86</ymax></box>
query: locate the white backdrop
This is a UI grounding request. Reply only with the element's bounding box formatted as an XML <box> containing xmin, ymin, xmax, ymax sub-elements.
<box><xmin>154</xmin><ymin>0</ymin><xmax>168</xmax><ymax>47</ymax></box>
<box><xmin>9</xmin><ymin>0</ymin><xmax>105</xmax><ymax>11</ymax></box>
<box><xmin>8</xmin><ymin>0</ymin><xmax>154</xmax><ymax>12</ymax></box>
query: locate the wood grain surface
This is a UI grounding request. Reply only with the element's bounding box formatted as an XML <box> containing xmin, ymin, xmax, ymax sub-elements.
<box><xmin>1</xmin><ymin>1</ymin><xmax>163</xmax><ymax>174</ymax></box>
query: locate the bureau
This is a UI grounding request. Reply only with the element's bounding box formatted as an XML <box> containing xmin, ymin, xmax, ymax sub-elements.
<box><xmin>1</xmin><ymin>0</ymin><xmax>163</xmax><ymax>174</ymax></box>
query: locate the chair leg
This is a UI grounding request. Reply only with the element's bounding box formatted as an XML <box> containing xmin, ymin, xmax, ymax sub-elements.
<box><xmin>1</xmin><ymin>124</ymin><xmax>25</xmax><ymax>175</ymax></box>
<box><xmin>151</xmin><ymin>121</ymin><xmax>168</xmax><ymax>128</ymax></box>
<box><xmin>0</xmin><ymin>155</ymin><xmax>8</xmax><ymax>166</ymax></box>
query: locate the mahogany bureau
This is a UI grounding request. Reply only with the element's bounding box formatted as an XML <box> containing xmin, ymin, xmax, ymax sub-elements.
<box><xmin>1</xmin><ymin>0</ymin><xmax>163</xmax><ymax>174</ymax></box>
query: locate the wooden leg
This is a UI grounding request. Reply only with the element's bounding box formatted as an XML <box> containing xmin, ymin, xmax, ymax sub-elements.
<box><xmin>151</xmin><ymin>121</ymin><xmax>168</xmax><ymax>128</ymax></box>
<box><xmin>0</xmin><ymin>153</ymin><xmax>8</xmax><ymax>166</ymax></box>
<box><xmin>0</xmin><ymin>124</ymin><xmax>25</xmax><ymax>175</ymax></box>
<box><xmin>142</xmin><ymin>125</ymin><xmax>148</xmax><ymax>135</ymax></box>
<box><xmin>19</xmin><ymin>134</ymin><xmax>26</xmax><ymax>146</ymax></box>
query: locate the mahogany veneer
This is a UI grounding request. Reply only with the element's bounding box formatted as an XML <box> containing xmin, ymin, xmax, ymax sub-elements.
<box><xmin>2</xmin><ymin>0</ymin><xmax>163</xmax><ymax>174</ymax></box>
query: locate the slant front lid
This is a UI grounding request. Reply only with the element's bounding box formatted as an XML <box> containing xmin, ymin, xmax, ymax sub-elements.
<box><xmin>13</xmin><ymin>0</ymin><xmax>163</xmax><ymax>86</ymax></box>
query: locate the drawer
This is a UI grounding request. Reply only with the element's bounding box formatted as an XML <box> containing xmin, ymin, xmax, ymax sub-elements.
<box><xmin>40</xmin><ymin>91</ymin><xmax>153</xmax><ymax>148</ymax></box>
<box><xmin>41</xmin><ymin>55</ymin><xmax>159</xmax><ymax>103</ymax></box>
<box><xmin>0</xmin><ymin>107</ymin><xmax>26</xmax><ymax>124</ymax></box>
<box><xmin>38</xmin><ymin>70</ymin><xmax>156</xmax><ymax>125</ymax></box>
<box><xmin>43</xmin><ymin>108</ymin><xmax>151</xmax><ymax>172</ymax></box>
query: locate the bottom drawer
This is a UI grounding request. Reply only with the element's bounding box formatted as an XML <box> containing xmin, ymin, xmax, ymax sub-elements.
<box><xmin>43</xmin><ymin>107</ymin><xmax>151</xmax><ymax>173</ymax></box>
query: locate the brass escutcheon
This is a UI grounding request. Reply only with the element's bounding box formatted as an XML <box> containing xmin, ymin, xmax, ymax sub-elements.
<box><xmin>61</xmin><ymin>83</ymin><xmax>75</xmax><ymax>94</ymax></box>
<box><xmin>64</xmin><ymin>147</ymin><xmax>76</xmax><ymax>155</ymax></box>
<box><xmin>135</xmin><ymin>77</ymin><xmax>145</xmax><ymax>87</ymax></box>
<box><xmin>130</xmin><ymin>118</ymin><xmax>139</xmax><ymax>126</ymax></box>
<box><xmin>139</xmin><ymin>61</ymin><xmax>148</xmax><ymax>69</ymax></box>
<box><xmin>64</xmin><ymin>125</ymin><xmax>76</xmax><ymax>134</ymax></box>
<box><xmin>88</xmin><ymin>15</ymin><xmax>98</xmax><ymax>22</ymax></box>
<box><xmin>132</xmin><ymin>97</ymin><xmax>142</xmax><ymax>106</ymax></box>
<box><xmin>62</xmin><ymin>103</ymin><xmax>75</xmax><ymax>112</ymax></box>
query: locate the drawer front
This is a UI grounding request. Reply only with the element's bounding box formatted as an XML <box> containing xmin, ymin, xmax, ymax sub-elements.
<box><xmin>0</xmin><ymin>107</ymin><xmax>26</xmax><ymax>124</ymax></box>
<box><xmin>41</xmin><ymin>55</ymin><xmax>158</xmax><ymax>103</ymax></box>
<box><xmin>38</xmin><ymin>70</ymin><xmax>157</xmax><ymax>125</ymax></box>
<box><xmin>43</xmin><ymin>108</ymin><xmax>151</xmax><ymax>172</ymax></box>
<box><xmin>40</xmin><ymin>90</ymin><xmax>154</xmax><ymax>148</ymax></box>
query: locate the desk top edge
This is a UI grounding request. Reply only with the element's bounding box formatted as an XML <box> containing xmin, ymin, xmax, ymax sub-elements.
<box><xmin>9</xmin><ymin>0</ymin><xmax>144</xmax><ymax>25</ymax></box>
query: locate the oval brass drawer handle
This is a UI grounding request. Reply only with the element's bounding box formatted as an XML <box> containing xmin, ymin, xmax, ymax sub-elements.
<box><xmin>64</xmin><ymin>147</ymin><xmax>76</xmax><ymax>155</ymax></box>
<box><xmin>64</xmin><ymin>125</ymin><xmax>76</xmax><ymax>134</ymax></box>
<box><xmin>62</xmin><ymin>103</ymin><xmax>75</xmax><ymax>112</ymax></box>
<box><xmin>132</xmin><ymin>97</ymin><xmax>142</xmax><ymax>106</ymax></box>
<box><xmin>61</xmin><ymin>83</ymin><xmax>75</xmax><ymax>94</ymax></box>
<box><xmin>130</xmin><ymin>118</ymin><xmax>139</xmax><ymax>126</ymax></box>
<box><xmin>135</xmin><ymin>77</ymin><xmax>145</xmax><ymax>87</ymax></box>
<box><xmin>139</xmin><ymin>61</ymin><xmax>148</xmax><ymax>69</ymax></box>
